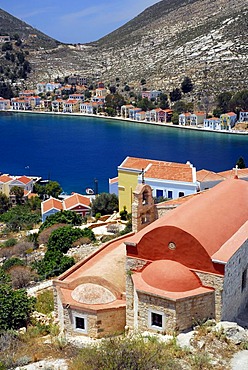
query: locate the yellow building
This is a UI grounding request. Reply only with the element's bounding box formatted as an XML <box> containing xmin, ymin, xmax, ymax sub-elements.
<box><xmin>115</xmin><ymin>157</ymin><xmax>197</xmax><ymax>213</ymax></box>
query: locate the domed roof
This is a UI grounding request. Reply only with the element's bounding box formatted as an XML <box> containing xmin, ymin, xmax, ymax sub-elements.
<box><xmin>141</xmin><ymin>260</ymin><xmax>202</xmax><ymax>292</ymax></box>
<box><xmin>71</xmin><ymin>283</ymin><xmax>116</xmax><ymax>304</ymax></box>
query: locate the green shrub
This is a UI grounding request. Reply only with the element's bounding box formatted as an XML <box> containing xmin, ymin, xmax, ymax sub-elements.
<box><xmin>4</xmin><ymin>238</ymin><xmax>17</xmax><ymax>247</ymax></box>
<box><xmin>35</xmin><ymin>290</ymin><xmax>54</xmax><ymax>315</ymax></box>
<box><xmin>2</xmin><ymin>257</ymin><xmax>24</xmax><ymax>271</ymax></box>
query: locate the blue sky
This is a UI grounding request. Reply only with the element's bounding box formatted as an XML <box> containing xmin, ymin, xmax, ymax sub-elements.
<box><xmin>1</xmin><ymin>0</ymin><xmax>160</xmax><ymax>43</ymax></box>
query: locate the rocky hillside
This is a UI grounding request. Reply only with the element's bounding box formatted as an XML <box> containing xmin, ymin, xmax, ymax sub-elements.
<box><xmin>1</xmin><ymin>0</ymin><xmax>248</xmax><ymax>98</ymax></box>
<box><xmin>0</xmin><ymin>9</ymin><xmax>59</xmax><ymax>49</ymax></box>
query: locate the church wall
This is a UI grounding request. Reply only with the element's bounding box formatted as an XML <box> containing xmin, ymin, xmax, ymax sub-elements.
<box><xmin>222</xmin><ymin>239</ymin><xmax>248</xmax><ymax>321</ymax></box>
<box><xmin>194</xmin><ymin>271</ymin><xmax>224</xmax><ymax>321</ymax></box>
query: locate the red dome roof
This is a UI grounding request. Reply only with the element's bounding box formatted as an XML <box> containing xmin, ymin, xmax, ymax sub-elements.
<box><xmin>141</xmin><ymin>260</ymin><xmax>202</xmax><ymax>292</ymax></box>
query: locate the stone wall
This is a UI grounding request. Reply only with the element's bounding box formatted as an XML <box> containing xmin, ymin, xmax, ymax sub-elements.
<box><xmin>137</xmin><ymin>293</ymin><xmax>176</xmax><ymax>333</ymax></box>
<box><xmin>175</xmin><ymin>292</ymin><xmax>215</xmax><ymax>331</ymax></box>
<box><xmin>63</xmin><ymin>307</ymin><xmax>126</xmax><ymax>338</ymax></box>
<box><xmin>222</xmin><ymin>239</ymin><xmax>248</xmax><ymax>321</ymax></box>
<box><xmin>195</xmin><ymin>271</ymin><xmax>224</xmax><ymax>321</ymax></box>
<box><xmin>126</xmin><ymin>257</ymin><xmax>147</xmax><ymax>329</ymax></box>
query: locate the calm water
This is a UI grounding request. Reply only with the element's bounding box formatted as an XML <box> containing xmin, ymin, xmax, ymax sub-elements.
<box><xmin>0</xmin><ymin>112</ymin><xmax>247</xmax><ymax>193</ymax></box>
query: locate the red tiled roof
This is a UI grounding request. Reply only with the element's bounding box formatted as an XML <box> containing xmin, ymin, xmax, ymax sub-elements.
<box><xmin>63</xmin><ymin>193</ymin><xmax>91</xmax><ymax>210</ymax></box>
<box><xmin>196</xmin><ymin>169</ymin><xmax>226</xmax><ymax>182</ymax></box>
<box><xmin>0</xmin><ymin>175</ymin><xmax>12</xmax><ymax>183</ymax></box>
<box><xmin>42</xmin><ymin>198</ymin><xmax>63</xmax><ymax>213</ymax></box>
<box><xmin>119</xmin><ymin>157</ymin><xmax>194</xmax><ymax>182</ymax></box>
<box><xmin>17</xmin><ymin>176</ymin><xmax>32</xmax><ymax>184</ymax></box>
<box><xmin>218</xmin><ymin>168</ymin><xmax>248</xmax><ymax>179</ymax></box>
<box><xmin>109</xmin><ymin>177</ymin><xmax>118</xmax><ymax>184</ymax></box>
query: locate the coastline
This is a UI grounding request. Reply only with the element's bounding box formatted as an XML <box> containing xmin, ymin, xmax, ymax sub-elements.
<box><xmin>3</xmin><ymin>109</ymin><xmax>248</xmax><ymax>136</ymax></box>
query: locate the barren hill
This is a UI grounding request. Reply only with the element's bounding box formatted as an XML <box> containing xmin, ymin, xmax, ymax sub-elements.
<box><xmin>1</xmin><ymin>0</ymin><xmax>248</xmax><ymax>97</ymax></box>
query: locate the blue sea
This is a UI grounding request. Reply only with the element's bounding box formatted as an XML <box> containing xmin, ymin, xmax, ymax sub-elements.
<box><xmin>0</xmin><ymin>112</ymin><xmax>247</xmax><ymax>194</ymax></box>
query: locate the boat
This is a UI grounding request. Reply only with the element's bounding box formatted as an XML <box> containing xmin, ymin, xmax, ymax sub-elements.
<box><xmin>85</xmin><ymin>187</ymin><xmax>94</xmax><ymax>195</ymax></box>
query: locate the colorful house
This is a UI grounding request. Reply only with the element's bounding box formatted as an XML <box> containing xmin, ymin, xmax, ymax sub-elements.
<box><xmin>41</xmin><ymin>197</ymin><xmax>63</xmax><ymax>223</ymax></box>
<box><xmin>120</xmin><ymin>104</ymin><xmax>134</xmax><ymax>118</ymax></box>
<box><xmin>220</xmin><ymin>112</ymin><xmax>237</xmax><ymax>130</ymax></box>
<box><xmin>63</xmin><ymin>99</ymin><xmax>80</xmax><ymax>113</ymax></box>
<box><xmin>110</xmin><ymin>156</ymin><xmax>198</xmax><ymax>213</ymax></box>
<box><xmin>203</xmin><ymin>117</ymin><xmax>221</xmax><ymax>130</ymax></box>
<box><xmin>239</xmin><ymin>111</ymin><xmax>248</xmax><ymax>122</ymax></box>
<box><xmin>41</xmin><ymin>193</ymin><xmax>92</xmax><ymax>222</ymax></box>
<box><xmin>0</xmin><ymin>97</ymin><xmax>10</xmax><ymax>110</ymax></box>
<box><xmin>63</xmin><ymin>193</ymin><xmax>91</xmax><ymax>217</ymax></box>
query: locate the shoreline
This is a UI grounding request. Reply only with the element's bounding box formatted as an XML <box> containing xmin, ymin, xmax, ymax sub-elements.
<box><xmin>3</xmin><ymin>109</ymin><xmax>248</xmax><ymax>136</ymax></box>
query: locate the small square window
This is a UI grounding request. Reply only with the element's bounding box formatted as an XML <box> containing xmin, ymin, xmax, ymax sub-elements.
<box><xmin>151</xmin><ymin>312</ymin><xmax>163</xmax><ymax>328</ymax></box>
<box><xmin>168</xmin><ymin>191</ymin><xmax>173</xmax><ymax>199</ymax></box>
<box><xmin>75</xmin><ymin>317</ymin><xmax>85</xmax><ymax>330</ymax></box>
<box><xmin>73</xmin><ymin>313</ymin><xmax>87</xmax><ymax>333</ymax></box>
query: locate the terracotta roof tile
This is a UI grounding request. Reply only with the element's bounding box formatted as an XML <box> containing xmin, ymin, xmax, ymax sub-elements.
<box><xmin>63</xmin><ymin>193</ymin><xmax>91</xmax><ymax>210</ymax></box>
<box><xmin>120</xmin><ymin>157</ymin><xmax>194</xmax><ymax>182</ymax></box>
<box><xmin>42</xmin><ymin>198</ymin><xmax>63</xmax><ymax>213</ymax></box>
<box><xmin>196</xmin><ymin>169</ymin><xmax>226</xmax><ymax>182</ymax></box>
<box><xmin>0</xmin><ymin>175</ymin><xmax>12</xmax><ymax>183</ymax></box>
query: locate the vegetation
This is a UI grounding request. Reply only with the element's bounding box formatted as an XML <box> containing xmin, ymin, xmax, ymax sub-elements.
<box><xmin>0</xmin><ymin>203</ymin><xmax>41</xmax><ymax>231</ymax></box>
<box><xmin>181</xmin><ymin>76</ymin><xmax>194</xmax><ymax>94</ymax></box>
<box><xmin>34</xmin><ymin>226</ymin><xmax>95</xmax><ymax>278</ymax></box>
<box><xmin>39</xmin><ymin>210</ymin><xmax>83</xmax><ymax>233</ymax></box>
<box><xmin>35</xmin><ymin>290</ymin><xmax>54</xmax><ymax>315</ymax></box>
<box><xmin>236</xmin><ymin>156</ymin><xmax>246</xmax><ymax>169</ymax></box>
<box><xmin>0</xmin><ymin>269</ymin><xmax>35</xmax><ymax>331</ymax></box>
<box><xmin>91</xmin><ymin>193</ymin><xmax>118</xmax><ymax>216</ymax></box>
<box><xmin>34</xmin><ymin>181</ymin><xmax>62</xmax><ymax>199</ymax></box>
<box><xmin>70</xmin><ymin>334</ymin><xmax>183</xmax><ymax>370</ymax></box>
<box><xmin>0</xmin><ymin>192</ymin><xmax>10</xmax><ymax>214</ymax></box>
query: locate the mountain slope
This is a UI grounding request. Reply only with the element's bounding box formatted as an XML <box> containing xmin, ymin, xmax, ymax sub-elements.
<box><xmin>1</xmin><ymin>0</ymin><xmax>248</xmax><ymax>98</ymax></box>
<box><xmin>0</xmin><ymin>8</ymin><xmax>59</xmax><ymax>49</ymax></box>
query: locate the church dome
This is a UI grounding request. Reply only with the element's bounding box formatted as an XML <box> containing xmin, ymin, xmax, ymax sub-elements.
<box><xmin>141</xmin><ymin>260</ymin><xmax>202</xmax><ymax>292</ymax></box>
<box><xmin>71</xmin><ymin>283</ymin><xmax>116</xmax><ymax>304</ymax></box>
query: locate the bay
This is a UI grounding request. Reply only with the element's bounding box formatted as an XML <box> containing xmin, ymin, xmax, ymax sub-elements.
<box><xmin>0</xmin><ymin>112</ymin><xmax>247</xmax><ymax>194</ymax></box>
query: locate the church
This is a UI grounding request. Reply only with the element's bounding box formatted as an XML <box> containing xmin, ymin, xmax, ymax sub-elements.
<box><xmin>53</xmin><ymin>177</ymin><xmax>248</xmax><ymax>337</ymax></box>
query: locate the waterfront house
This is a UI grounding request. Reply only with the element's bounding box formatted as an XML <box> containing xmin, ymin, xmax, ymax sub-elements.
<box><xmin>54</xmin><ymin>178</ymin><xmax>248</xmax><ymax>338</ymax></box>
<box><xmin>179</xmin><ymin>112</ymin><xmax>191</xmax><ymax>125</ymax></box>
<box><xmin>109</xmin><ymin>156</ymin><xmax>198</xmax><ymax>213</ymax></box>
<box><xmin>63</xmin><ymin>99</ymin><xmax>80</xmax><ymax>113</ymax></box>
<box><xmin>11</xmin><ymin>98</ymin><xmax>30</xmax><ymax>110</ymax></box>
<box><xmin>63</xmin><ymin>193</ymin><xmax>91</xmax><ymax>217</ymax></box>
<box><xmin>135</xmin><ymin>111</ymin><xmax>146</xmax><ymax>121</ymax></box>
<box><xmin>203</xmin><ymin>117</ymin><xmax>221</xmax><ymax>130</ymax></box>
<box><xmin>239</xmin><ymin>111</ymin><xmax>248</xmax><ymax>122</ymax></box>
<box><xmin>0</xmin><ymin>97</ymin><xmax>10</xmax><ymax>110</ymax></box>
<box><xmin>41</xmin><ymin>197</ymin><xmax>63</xmax><ymax>223</ymax></box>
<box><xmin>128</xmin><ymin>107</ymin><xmax>142</xmax><ymax>120</ymax></box>
<box><xmin>220</xmin><ymin>112</ymin><xmax>237</xmax><ymax>130</ymax></box>
<box><xmin>41</xmin><ymin>193</ymin><xmax>92</xmax><ymax>222</ymax></box>
<box><xmin>80</xmin><ymin>102</ymin><xmax>94</xmax><ymax>115</ymax></box>
<box><xmin>52</xmin><ymin>99</ymin><xmax>64</xmax><ymax>112</ymax></box>
<box><xmin>190</xmin><ymin>111</ymin><xmax>206</xmax><ymax>126</ymax></box>
<box><xmin>120</xmin><ymin>104</ymin><xmax>134</xmax><ymax>118</ymax></box>
<box><xmin>0</xmin><ymin>175</ymin><xmax>13</xmax><ymax>196</ymax></box>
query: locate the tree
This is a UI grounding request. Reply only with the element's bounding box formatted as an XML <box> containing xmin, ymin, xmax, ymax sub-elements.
<box><xmin>9</xmin><ymin>186</ymin><xmax>24</xmax><ymax>205</ymax></box>
<box><xmin>170</xmin><ymin>88</ymin><xmax>182</xmax><ymax>102</ymax></box>
<box><xmin>39</xmin><ymin>210</ymin><xmax>83</xmax><ymax>233</ymax></box>
<box><xmin>0</xmin><ymin>192</ymin><xmax>10</xmax><ymax>214</ymax></box>
<box><xmin>47</xmin><ymin>225</ymin><xmax>95</xmax><ymax>254</ymax></box>
<box><xmin>140</xmin><ymin>78</ymin><xmax>146</xmax><ymax>85</ymax></box>
<box><xmin>216</xmin><ymin>91</ymin><xmax>232</xmax><ymax>113</ymax></box>
<box><xmin>236</xmin><ymin>156</ymin><xmax>246</xmax><ymax>169</ymax></box>
<box><xmin>171</xmin><ymin>112</ymin><xmax>179</xmax><ymax>125</ymax></box>
<box><xmin>159</xmin><ymin>93</ymin><xmax>169</xmax><ymax>109</ymax></box>
<box><xmin>44</xmin><ymin>181</ymin><xmax>62</xmax><ymax>198</ymax></box>
<box><xmin>91</xmin><ymin>193</ymin><xmax>118</xmax><ymax>216</ymax></box>
<box><xmin>0</xmin><ymin>269</ymin><xmax>35</xmax><ymax>331</ymax></box>
<box><xmin>181</xmin><ymin>77</ymin><xmax>194</xmax><ymax>94</ymax></box>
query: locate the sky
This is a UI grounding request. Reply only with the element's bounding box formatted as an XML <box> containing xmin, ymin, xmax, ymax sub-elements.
<box><xmin>0</xmin><ymin>0</ymin><xmax>160</xmax><ymax>44</ymax></box>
